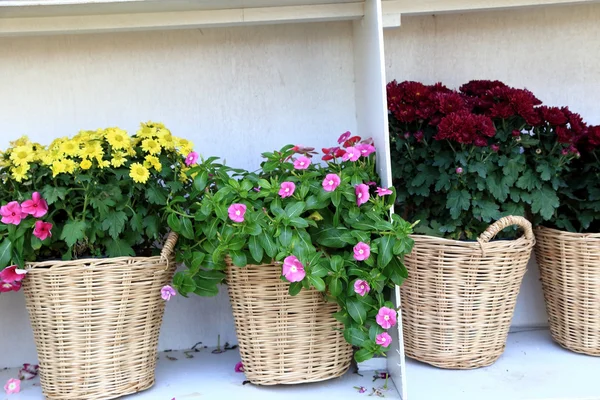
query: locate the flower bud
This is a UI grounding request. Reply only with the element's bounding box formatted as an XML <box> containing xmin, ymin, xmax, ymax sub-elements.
<box><xmin>491</xmin><ymin>144</ymin><xmax>500</xmax><ymax>152</ymax></box>
<box><xmin>456</xmin><ymin>167</ymin><xmax>463</xmax><ymax>174</ymax></box>
<box><xmin>515</xmin><ymin>136</ymin><xmax>522</xmax><ymax>142</ymax></box>
<box><xmin>535</xmin><ymin>148</ymin><xmax>542</xmax><ymax>154</ymax></box>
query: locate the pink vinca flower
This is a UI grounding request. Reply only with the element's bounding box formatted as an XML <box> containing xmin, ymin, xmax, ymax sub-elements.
<box><xmin>355</xmin><ymin>184</ymin><xmax>370</xmax><ymax>206</ymax></box>
<box><xmin>353</xmin><ymin>242</ymin><xmax>371</xmax><ymax>261</ymax></box>
<box><xmin>322</xmin><ymin>174</ymin><xmax>341</xmax><ymax>192</ymax></box>
<box><xmin>18</xmin><ymin>364</ymin><xmax>39</xmax><ymax>381</ymax></box>
<box><xmin>0</xmin><ymin>281</ymin><xmax>21</xmax><ymax>293</ymax></box>
<box><xmin>0</xmin><ymin>266</ymin><xmax>27</xmax><ymax>283</ymax></box>
<box><xmin>376</xmin><ymin>307</ymin><xmax>397</xmax><ymax>329</ymax></box>
<box><xmin>228</xmin><ymin>203</ymin><xmax>247</xmax><ymax>223</ymax></box>
<box><xmin>234</xmin><ymin>361</ymin><xmax>245</xmax><ymax>373</ymax></box>
<box><xmin>21</xmin><ymin>192</ymin><xmax>48</xmax><ymax>218</ymax></box>
<box><xmin>293</xmin><ymin>156</ymin><xmax>311</xmax><ymax>170</ymax></box>
<box><xmin>342</xmin><ymin>147</ymin><xmax>360</xmax><ymax>162</ymax></box>
<box><xmin>0</xmin><ymin>202</ymin><xmax>24</xmax><ymax>225</ymax></box>
<box><xmin>353</xmin><ymin>279</ymin><xmax>370</xmax><ymax>296</ymax></box>
<box><xmin>375</xmin><ymin>187</ymin><xmax>393</xmax><ymax>197</ymax></box>
<box><xmin>376</xmin><ymin>332</ymin><xmax>392</xmax><ymax>348</ymax></box>
<box><xmin>282</xmin><ymin>255</ymin><xmax>306</xmax><ymax>282</ymax></box>
<box><xmin>161</xmin><ymin>285</ymin><xmax>176</xmax><ymax>301</ymax></box>
<box><xmin>33</xmin><ymin>221</ymin><xmax>53</xmax><ymax>241</ymax></box>
<box><xmin>338</xmin><ymin>131</ymin><xmax>351</xmax><ymax>144</ymax></box>
<box><xmin>278</xmin><ymin>182</ymin><xmax>296</xmax><ymax>198</ymax></box>
<box><xmin>356</xmin><ymin>143</ymin><xmax>376</xmax><ymax>157</ymax></box>
<box><xmin>185</xmin><ymin>151</ymin><xmax>199</xmax><ymax>166</ymax></box>
<box><xmin>4</xmin><ymin>378</ymin><xmax>20</xmax><ymax>395</ymax></box>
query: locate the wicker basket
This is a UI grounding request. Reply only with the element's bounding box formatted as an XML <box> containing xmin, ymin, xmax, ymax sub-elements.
<box><xmin>536</xmin><ymin>226</ymin><xmax>600</xmax><ymax>356</ymax></box>
<box><xmin>225</xmin><ymin>261</ymin><xmax>353</xmax><ymax>385</ymax></box>
<box><xmin>401</xmin><ymin>216</ymin><xmax>534</xmax><ymax>369</ymax></box>
<box><xmin>22</xmin><ymin>232</ymin><xmax>178</xmax><ymax>400</ymax></box>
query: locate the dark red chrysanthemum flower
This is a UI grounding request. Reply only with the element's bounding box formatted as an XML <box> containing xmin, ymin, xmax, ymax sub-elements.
<box><xmin>539</xmin><ymin>106</ymin><xmax>568</xmax><ymax>126</ymax></box>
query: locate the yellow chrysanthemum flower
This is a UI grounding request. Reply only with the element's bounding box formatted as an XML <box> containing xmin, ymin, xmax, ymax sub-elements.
<box><xmin>81</xmin><ymin>141</ymin><xmax>104</xmax><ymax>160</ymax></box>
<box><xmin>141</xmin><ymin>138</ymin><xmax>161</xmax><ymax>155</ymax></box>
<box><xmin>130</xmin><ymin>163</ymin><xmax>150</xmax><ymax>184</ymax></box>
<box><xmin>60</xmin><ymin>140</ymin><xmax>80</xmax><ymax>157</ymax></box>
<box><xmin>105</xmin><ymin>128</ymin><xmax>131</xmax><ymax>150</ymax></box>
<box><xmin>179</xmin><ymin>167</ymin><xmax>190</xmax><ymax>183</ymax></box>
<box><xmin>98</xmin><ymin>160</ymin><xmax>111</xmax><ymax>169</ymax></box>
<box><xmin>10</xmin><ymin>145</ymin><xmax>34</xmax><ymax>166</ymax></box>
<box><xmin>111</xmin><ymin>152</ymin><xmax>127</xmax><ymax>168</ymax></box>
<box><xmin>9</xmin><ymin>136</ymin><xmax>31</xmax><ymax>148</ymax></box>
<box><xmin>176</xmin><ymin>138</ymin><xmax>194</xmax><ymax>156</ymax></box>
<box><xmin>63</xmin><ymin>159</ymin><xmax>76</xmax><ymax>174</ymax></box>
<box><xmin>11</xmin><ymin>164</ymin><xmax>30</xmax><ymax>182</ymax></box>
<box><xmin>144</xmin><ymin>155</ymin><xmax>162</xmax><ymax>172</ymax></box>
<box><xmin>80</xmin><ymin>159</ymin><xmax>92</xmax><ymax>170</ymax></box>
<box><xmin>51</xmin><ymin>160</ymin><xmax>66</xmax><ymax>177</ymax></box>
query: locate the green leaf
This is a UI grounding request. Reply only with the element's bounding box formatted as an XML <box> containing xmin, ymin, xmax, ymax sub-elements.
<box><xmin>180</xmin><ymin>218</ymin><xmax>194</xmax><ymax>240</ymax></box>
<box><xmin>536</xmin><ymin>162</ymin><xmax>554</xmax><ymax>181</ymax></box>
<box><xmin>347</xmin><ymin>298</ymin><xmax>366</xmax><ymax>325</ymax></box>
<box><xmin>194</xmin><ymin>171</ymin><xmax>209</xmax><ymax>191</ymax></box>
<box><xmin>0</xmin><ymin>239</ymin><xmax>12</xmax><ymax>269</ymax></box>
<box><xmin>344</xmin><ymin>327</ymin><xmax>367</xmax><ymax>347</ymax></box>
<box><xmin>289</xmin><ymin>217</ymin><xmax>309</xmax><ymax>228</ymax></box>
<box><xmin>285</xmin><ymin>202</ymin><xmax>306</xmax><ymax>219</ymax></box>
<box><xmin>289</xmin><ymin>281</ymin><xmax>303</xmax><ymax>296</ymax></box>
<box><xmin>516</xmin><ymin>170</ymin><xmax>542</xmax><ymax>191</ymax></box>
<box><xmin>146</xmin><ymin>185</ymin><xmax>168</xmax><ymax>205</ymax></box>
<box><xmin>60</xmin><ymin>220</ymin><xmax>87</xmax><ymax>247</ymax></box>
<box><xmin>231</xmin><ymin>251</ymin><xmax>247</xmax><ymax>267</ymax></box>
<box><xmin>143</xmin><ymin>215</ymin><xmax>160</xmax><ymax>238</ymax></box>
<box><xmin>354</xmin><ymin>348</ymin><xmax>375</xmax><ymax>363</ymax></box>
<box><xmin>41</xmin><ymin>186</ymin><xmax>68</xmax><ymax>205</ymax></box>
<box><xmin>446</xmin><ymin>190</ymin><xmax>471</xmax><ymax>219</ymax></box>
<box><xmin>130</xmin><ymin>212</ymin><xmax>143</xmax><ymax>233</ymax></box>
<box><xmin>330</xmin><ymin>255</ymin><xmax>344</xmax><ymax>273</ymax></box>
<box><xmin>279</xmin><ymin>226</ymin><xmax>293</xmax><ymax>247</ymax></box>
<box><xmin>332</xmin><ymin>190</ymin><xmax>342</xmax><ymax>207</ymax></box>
<box><xmin>249</xmin><ymin>236</ymin><xmax>264</xmax><ymax>263</ymax></box>
<box><xmin>314</xmin><ymin>227</ymin><xmax>354</xmax><ymax>248</ymax></box>
<box><xmin>487</xmin><ymin>173</ymin><xmax>510</xmax><ymax>202</ymax></box>
<box><xmin>377</xmin><ymin>235</ymin><xmax>395</xmax><ymax>267</ymax></box>
<box><xmin>531</xmin><ymin>185</ymin><xmax>560</xmax><ymax>220</ymax></box>
<box><xmin>189</xmin><ymin>252</ymin><xmax>205</xmax><ymax>274</ymax></box>
<box><xmin>173</xmin><ymin>272</ymin><xmax>197</xmax><ymax>296</ymax></box>
<box><xmin>101</xmin><ymin>211</ymin><xmax>128</xmax><ymax>240</ymax></box>
<box><xmin>258</xmin><ymin>234</ymin><xmax>277</xmax><ymax>258</ymax></box>
<box><xmin>308</xmin><ymin>275</ymin><xmax>326</xmax><ymax>292</ymax></box>
<box><xmin>468</xmin><ymin>161</ymin><xmax>487</xmax><ymax>178</ymax></box>
<box><xmin>193</xmin><ymin>280</ymin><xmax>219</xmax><ymax>297</ymax></box>
<box><xmin>105</xmin><ymin>239</ymin><xmax>136</xmax><ymax>257</ymax></box>
<box><xmin>310</xmin><ymin>262</ymin><xmax>329</xmax><ymax>278</ymax></box>
<box><xmin>329</xmin><ymin>276</ymin><xmax>343</xmax><ymax>296</ymax></box>
<box><xmin>384</xmin><ymin>257</ymin><xmax>408</xmax><ymax>286</ymax></box>
<box><xmin>167</xmin><ymin>214</ymin><xmax>182</xmax><ymax>232</ymax></box>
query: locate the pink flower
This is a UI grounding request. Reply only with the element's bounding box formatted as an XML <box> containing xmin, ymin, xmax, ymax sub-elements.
<box><xmin>4</xmin><ymin>378</ymin><xmax>20</xmax><ymax>394</ymax></box>
<box><xmin>376</xmin><ymin>332</ymin><xmax>392</xmax><ymax>348</ymax></box>
<box><xmin>161</xmin><ymin>285</ymin><xmax>176</xmax><ymax>301</ymax></box>
<box><xmin>0</xmin><ymin>202</ymin><xmax>24</xmax><ymax>225</ymax></box>
<box><xmin>0</xmin><ymin>266</ymin><xmax>27</xmax><ymax>283</ymax></box>
<box><xmin>353</xmin><ymin>242</ymin><xmax>371</xmax><ymax>261</ymax></box>
<box><xmin>342</xmin><ymin>147</ymin><xmax>360</xmax><ymax>162</ymax></box>
<box><xmin>185</xmin><ymin>151</ymin><xmax>199</xmax><ymax>166</ymax></box>
<box><xmin>338</xmin><ymin>131</ymin><xmax>351</xmax><ymax>144</ymax></box>
<box><xmin>355</xmin><ymin>184</ymin><xmax>370</xmax><ymax>206</ymax></box>
<box><xmin>375</xmin><ymin>187</ymin><xmax>392</xmax><ymax>196</ymax></box>
<box><xmin>356</xmin><ymin>143</ymin><xmax>376</xmax><ymax>157</ymax></box>
<box><xmin>282</xmin><ymin>255</ymin><xmax>306</xmax><ymax>282</ymax></box>
<box><xmin>353</xmin><ymin>279</ymin><xmax>370</xmax><ymax>296</ymax></box>
<box><xmin>21</xmin><ymin>192</ymin><xmax>48</xmax><ymax>218</ymax></box>
<box><xmin>491</xmin><ymin>144</ymin><xmax>500</xmax><ymax>152</ymax></box>
<box><xmin>33</xmin><ymin>221</ymin><xmax>53</xmax><ymax>241</ymax></box>
<box><xmin>0</xmin><ymin>281</ymin><xmax>21</xmax><ymax>293</ymax></box>
<box><xmin>376</xmin><ymin>307</ymin><xmax>397</xmax><ymax>329</ymax></box>
<box><xmin>18</xmin><ymin>364</ymin><xmax>39</xmax><ymax>380</ymax></box>
<box><xmin>235</xmin><ymin>361</ymin><xmax>244</xmax><ymax>373</ymax></box>
<box><xmin>456</xmin><ymin>167</ymin><xmax>463</xmax><ymax>174</ymax></box>
<box><xmin>228</xmin><ymin>203</ymin><xmax>247</xmax><ymax>223</ymax></box>
<box><xmin>293</xmin><ymin>156</ymin><xmax>311</xmax><ymax>170</ymax></box>
<box><xmin>278</xmin><ymin>182</ymin><xmax>296</xmax><ymax>198</ymax></box>
<box><xmin>322</xmin><ymin>174</ymin><xmax>341</xmax><ymax>192</ymax></box>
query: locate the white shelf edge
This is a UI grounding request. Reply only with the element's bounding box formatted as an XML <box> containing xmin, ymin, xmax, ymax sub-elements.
<box><xmin>0</xmin><ymin>3</ymin><xmax>364</xmax><ymax>36</ymax></box>
<box><xmin>382</xmin><ymin>0</ymin><xmax>600</xmax><ymax>16</ymax></box>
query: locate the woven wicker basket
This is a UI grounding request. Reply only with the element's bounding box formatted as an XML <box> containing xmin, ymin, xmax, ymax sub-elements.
<box><xmin>536</xmin><ymin>226</ymin><xmax>600</xmax><ymax>356</ymax></box>
<box><xmin>22</xmin><ymin>232</ymin><xmax>178</xmax><ymax>400</ymax></box>
<box><xmin>401</xmin><ymin>216</ymin><xmax>534</xmax><ymax>369</ymax></box>
<box><xmin>225</xmin><ymin>261</ymin><xmax>353</xmax><ymax>385</ymax></box>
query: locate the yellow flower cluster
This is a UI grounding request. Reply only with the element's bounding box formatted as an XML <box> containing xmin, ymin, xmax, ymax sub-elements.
<box><xmin>0</xmin><ymin>122</ymin><xmax>194</xmax><ymax>184</ymax></box>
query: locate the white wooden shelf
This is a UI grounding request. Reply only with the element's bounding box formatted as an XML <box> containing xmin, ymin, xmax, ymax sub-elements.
<box><xmin>382</xmin><ymin>0</ymin><xmax>599</xmax><ymax>15</ymax></box>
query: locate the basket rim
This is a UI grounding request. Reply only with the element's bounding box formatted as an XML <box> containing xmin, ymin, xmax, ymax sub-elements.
<box><xmin>537</xmin><ymin>225</ymin><xmax>600</xmax><ymax>239</ymax></box>
<box><xmin>25</xmin><ymin>254</ymin><xmax>175</xmax><ymax>269</ymax></box>
<box><xmin>410</xmin><ymin>232</ymin><xmax>534</xmax><ymax>247</ymax></box>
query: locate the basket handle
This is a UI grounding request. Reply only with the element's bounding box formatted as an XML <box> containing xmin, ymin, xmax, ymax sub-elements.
<box><xmin>477</xmin><ymin>216</ymin><xmax>534</xmax><ymax>244</ymax></box>
<box><xmin>160</xmin><ymin>231</ymin><xmax>179</xmax><ymax>262</ymax></box>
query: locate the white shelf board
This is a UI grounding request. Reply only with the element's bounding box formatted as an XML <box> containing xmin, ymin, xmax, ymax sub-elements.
<box><xmin>0</xmin><ymin>0</ymin><xmax>366</xmax><ymax>36</ymax></box>
<box><xmin>405</xmin><ymin>329</ymin><xmax>600</xmax><ymax>400</ymax></box>
<box><xmin>0</xmin><ymin>348</ymin><xmax>399</xmax><ymax>400</ymax></box>
<box><xmin>382</xmin><ymin>0</ymin><xmax>600</xmax><ymax>16</ymax></box>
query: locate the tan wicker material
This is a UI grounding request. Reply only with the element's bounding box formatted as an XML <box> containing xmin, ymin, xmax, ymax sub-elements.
<box><xmin>536</xmin><ymin>226</ymin><xmax>600</xmax><ymax>356</ymax></box>
<box><xmin>225</xmin><ymin>260</ymin><xmax>353</xmax><ymax>385</ymax></box>
<box><xmin>401</xmin><ymin>216</ymin><xmax>535</xmax><ymax>369</ymax></box>
<box><xmin>22</xmin><ymin>232</ymin><xmax>178</xmax><ymax>400</ymax></box>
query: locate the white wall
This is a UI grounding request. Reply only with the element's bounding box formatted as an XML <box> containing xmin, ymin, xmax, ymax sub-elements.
<box><xmin>384</xmin><ymin>3</ymin><xmax>600</xmax><ymax>328</ymax></box>
<box><xmin>0</xmin><ymin>22</ymin><xmax>358</xmax><ymax>368</ymax></box>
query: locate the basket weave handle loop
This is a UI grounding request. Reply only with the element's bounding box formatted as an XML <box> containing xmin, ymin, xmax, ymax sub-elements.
<box><xmin>160</xmin><ymin>231</ymin><xmax>179</xmax><ymax>263</ymax></box>
<box><xmin>477</xmin><ymin>216</ymin><xmax>534</xmax><ymax>244</ymax></box>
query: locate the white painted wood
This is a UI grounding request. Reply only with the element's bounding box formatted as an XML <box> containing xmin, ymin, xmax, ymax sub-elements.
<box><xmin>382</xmin><ymin>0</ymin><xmax>600</xmax><ymax>15</ymax></box>
<box><xmin>352</xmin><ymin>0</ymin><xmax>407</xmax><ymax>398</ymax></box>
<box><xmin>0</xmin><ymin>1</ymin><xmax>366</xmax><ymax>36</ymax></box>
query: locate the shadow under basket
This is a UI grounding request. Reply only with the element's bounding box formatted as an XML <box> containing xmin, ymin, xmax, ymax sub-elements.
<box><xmin>22</xmin><ymin>232</ymin><xmax>178</xmax><ymax>400</ymax></box>
<box><xmin>225</xmin><ymin>260</ymin><xmax>353</xmax><ymax>385</ymax></box>
<box><xmin>401</xmin><ymin>216</ymin><xmax>535</xmax><ymax>369</ymax></box>
<box><xmin>536</xmin><ymin>226</ymin><xmax>600</xmax><ymax>356</ymax></box>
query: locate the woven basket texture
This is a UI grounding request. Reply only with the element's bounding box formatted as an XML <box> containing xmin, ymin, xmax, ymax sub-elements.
<box><xmin>401</xmin><ymin>216</ymin><xmax>535</xmax><ymax>369</ymax></box>
<box><xmin>22</xmin><ymin>232</ymin><xmax>178</xmax><ymax>400</ymax></box>
<box><xmin>536</xmin><ymin>226</ymin><xmax>600</xmax><ymax>356</ymax></box>
<box><xmin>225</xmin><ymin>261</ymin><xmax>353</xmax><ymax>385</ymax></box>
